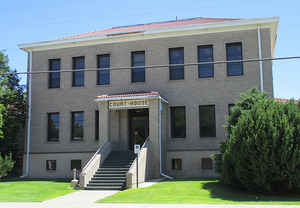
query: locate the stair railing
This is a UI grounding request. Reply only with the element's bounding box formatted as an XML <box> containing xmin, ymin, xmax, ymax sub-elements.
<box><xmin>80</xmin><ymin>139</ymin><xmax>111</xmax><ymax>188</ymax></box>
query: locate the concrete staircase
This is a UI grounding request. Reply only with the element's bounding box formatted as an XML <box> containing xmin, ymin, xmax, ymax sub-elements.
<box><xmin>85</xmin><ymin>151</ymin><xmax>135</xmax><ymax>190</ymax></box>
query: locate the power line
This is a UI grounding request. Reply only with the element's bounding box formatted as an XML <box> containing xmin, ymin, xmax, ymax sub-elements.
<box><xmin>1</xmin><ymin>56</ymin><xmax>300</xmax><ymax>76</ymax></box>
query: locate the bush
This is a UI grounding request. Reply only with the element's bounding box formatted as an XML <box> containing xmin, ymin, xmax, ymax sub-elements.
<box><xmin>215</xmin><ymin>88</ymin><xmax>300</xmax><ymax>193</ymax></box>
<box><xmin>0</xmin><ymin>153</ymin><xmax>14</xmax><ymax>178</ymax></box>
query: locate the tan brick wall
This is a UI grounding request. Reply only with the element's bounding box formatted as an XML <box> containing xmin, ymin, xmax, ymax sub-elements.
<box><xmin>27</xmin><ymin>152</ymin><xmax>93</xmax><ymax>178</ymax></box>
<box><xmin>26</xmin><ymin>28</ymin><xmax>273</xmax><ymax>178</ymax></box>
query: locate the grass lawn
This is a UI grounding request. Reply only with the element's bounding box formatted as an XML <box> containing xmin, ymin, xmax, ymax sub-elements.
<box><xmin>98</xmin><ymin>179</ymin><xmax>300</xmax><ymax>205</ymax></box>
<box><xmin>0</xmin><ymin>179</ymin><xmax>76</xmax><ymax>202</ymax></box>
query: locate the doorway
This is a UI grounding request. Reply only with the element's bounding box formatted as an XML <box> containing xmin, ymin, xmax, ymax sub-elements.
<box><xmin>128</xmin><ymin>108</ymin><xmax>149</xmax><ymax>151</ymax></box>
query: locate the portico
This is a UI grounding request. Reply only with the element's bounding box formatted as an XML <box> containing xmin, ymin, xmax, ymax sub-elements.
<box><xmin>95</xmin><ymin>91</ymin><xmax>168</xmax><ymax>179</ymax></box>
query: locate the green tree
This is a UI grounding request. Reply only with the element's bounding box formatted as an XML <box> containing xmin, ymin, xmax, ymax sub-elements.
<box><xmin>0</xmin><ymin>51</ymin><xmax>26</xmax><ymax>176</ymax></box>
<box><xmin>214</xmin><ymin>88</ymin><xmax>300</xmax><ymax>193</ymax></box>
<box><xmin>0</xmin><ymin>153</ymin><xmax>14</xmax><ymax>178</ymax></box>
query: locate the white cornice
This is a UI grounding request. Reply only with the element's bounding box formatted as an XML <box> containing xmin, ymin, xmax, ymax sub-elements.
<box><xmin>18</xmin><ymin>17</ymin><xmax>279</xmax><ymax>52</ymax></box>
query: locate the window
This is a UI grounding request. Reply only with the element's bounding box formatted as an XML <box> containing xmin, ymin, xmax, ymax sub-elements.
<box><xmin>228</xmin><ymin>104</ymin><xmax>235</xmax><ymax>116</ymax></box>
<box><xmin>95</xmin><ymin>110</ymin><xmax>99</xmax><ymax>141</ymax></box>
<box><xmin>71</xmin><ymin>160</ymin><xmax>81</xmax><ymax>170</ymax></box>
<box><xmin>72</xmin><ymin>56</ymin><xmax>85</xmax><ymax>86</ymax></box>
<box><xmin>226</xmin><ymin>42</ymin><xmax>243</xmax><ymax>76</ymax></box>
<box><xmin>46</xmin><ymin>160</ymin><xmax>56</xmax><ymax>171</ymax></box>
<box><xmin>199</xmin><ymin>105</ymin><xmax>216</xmax><ymax>137</ymax></box>
<box><xmin>172</xmin><ymin>159</ymin><xmax>182</xmax><ymax>170</ymax></box>
<box><xmin>131</xmin><ymin>51</ymin><xmax>145</xmax><ymax>83</ymax></box>
<box><xmin>201</xmin><ymin>158</ymin><xmax>213</xmax><ymax>169</ymax></box>
<box><xmin>71</xmin><ymin>111</ymin><xmax>84</xmax><ymax>141</ymax></box>
<box><xmin>97</xmin><ymin>54</ymin><xmax>110</xmax><ymax>85</ymax></box>
<box><xmin>170</xmin><ymin>106</ymin><xmax>186</xmax><ymax>138</ymax></box>
<box><xmin>47</xmin><ymin>113</ymin><xmax>59</xmax><ymax>142</ymax></box>
<box><xmin>49</xmin><ymin>59</ymin><xmax>60</xmax><ymax>88</ymax></box>
<box><xmin>169</xmin><ymin>47</ymin><xmax>184</xmax><ymax>80</ymax></box>
<box><xmin>198</xmin><ymin>45</ymin><xmax>214</xmax><ymax>78</ymax></box>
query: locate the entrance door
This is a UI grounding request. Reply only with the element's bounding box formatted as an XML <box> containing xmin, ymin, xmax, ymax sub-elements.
<box><xmin>129</xmin><ymin>108</ymin><xmax>149</xmax><ymax>151</ymax></box>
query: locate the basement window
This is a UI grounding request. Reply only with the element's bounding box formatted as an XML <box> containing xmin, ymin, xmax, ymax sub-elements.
<box><xmin>71</xmin><ymin>160</ymin><xmax>82</xmax><ymax>170</ymax></box>
<box><xmin>172</xmin><ymin>158</ymin><xmax>182</xmax><ymax>170</ymax></box>
<box><xmin>201</xmin><ymin>158</ymin><xmax>213</xmax><ymax>170</ymax></box>
<box><xmin>46</xmin><ymin>160</ymin><xmax>56</xmax><ymax>171</ymax></box>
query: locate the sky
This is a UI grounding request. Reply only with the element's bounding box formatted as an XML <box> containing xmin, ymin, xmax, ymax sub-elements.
<box><xmin>1</xmin><ymin>0</ymin><xmax>299</xmax><ymax>99</ymax></box>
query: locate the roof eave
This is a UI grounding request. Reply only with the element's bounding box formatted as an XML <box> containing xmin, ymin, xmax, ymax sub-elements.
<box><xmin>18</xmin><ymin>17</ymin><xmax>279</xmax><ymax>52</ymax></box>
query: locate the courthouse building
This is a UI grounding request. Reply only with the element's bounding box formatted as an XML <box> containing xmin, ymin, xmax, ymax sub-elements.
<box><xmin>19</xmin><ymin>17</ymin><xmax>278</xmax><ymax>190</ymax></box>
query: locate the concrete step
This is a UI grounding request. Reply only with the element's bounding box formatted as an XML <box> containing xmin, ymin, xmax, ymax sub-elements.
<box><xmin>103</xmin><ymin>161</ymin><xmax>134</xmax><ymax>164</ymax></box>
<box><xmin>91</xmin><ymin>176</ymin><xmax>126</xmax><ymax>180</ymax></box>
<box><xmin>90</xmin><ymin>179</ymin><xmax>126</xmax><ymax>183</ymax></box>
<box><xmin>85</xmin><ymin>186</ymin><xmax>122</xmax><ymax>190</ymax></box>
<box><xmin>94</xmin><ymin>173</ymin><xmax>126</xmax><ymax>177</ymax></box>
<box><xmin>100</xmin><ymin>166</ymin><xmax>131</xmax><ymax>169</ymax></box>
<box><xmin>98</xmin><ymin>167</ymin><xmax>129</xmax><ymax>171</ymax></box>
<box><xmin>88</xmin><ymin>182</ymin><xmax>124</xmax><ymax>186</ymax></box>
<box><xmin>96</xmin><ymin>171</ymin><xmax>127</xmax><ymax>174</ymax></box>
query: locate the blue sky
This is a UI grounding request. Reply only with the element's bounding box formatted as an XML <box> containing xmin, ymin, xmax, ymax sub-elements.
<box><xmin>1</xmin><ymin>0</ymin><xmax>299</xmax><ymax>99</ymax></box>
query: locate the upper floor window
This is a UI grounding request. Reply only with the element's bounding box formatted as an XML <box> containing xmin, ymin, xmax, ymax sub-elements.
<box><xmin>170</xmin><ymin>106</ymin><xmax>186</xmax><ymax>138</ymax></box>
<box><xmin>169</xmin><ymin>47</ymin><xmax>184</xmax><ymax>80</ymax></box>
<box><xmin>72</xmin><ymin>56</ymin><xmax>85</xmax><ymax>87</ymax></box>
<box><xmin>131</xmin><ymin>51</ymin><xmax>145</xmax><ymax>83</ymax></box>
<box><xmin>226</xmin><ymin>42</ymin><xmax>243</xmax><ymax>76</ymax></box>
<box><xmin>198</xmin><ymin>45</ymin><xmax>214</xmax><ymax>78</ymax></box>
<box><xmin>48</xmin><ymin>59</ymin><xmax>60</xmax><ymax>88</ymax></box>
<box><xmin>97</xmin><ymin>54</ymin><xmax>110</xmax><ymax>85</ymax></box>
<box><xmin>199</xmin><ymin>105</ymin><xmax>216</xmax><ymax>137</ymax></box>
<box><xmin>47</xmin><ymin>112</ymin><xmax>59</xmax><ymax>142</ymax></box>
<box><xmin>95</xmin><ymin>110</ymin><xmax>99</xmax><ymax>141</ymax></box>
<box><xmin>71</xmin><ymin>111</ymin><xmax>84</xmax><ymax>141</ymax></box>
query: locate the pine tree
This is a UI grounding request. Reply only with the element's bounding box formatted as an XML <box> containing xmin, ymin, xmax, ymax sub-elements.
<box><xmin>214</xmin><ymin>88</ymin><xmax>300</xmax><ymax>193</ymax></box>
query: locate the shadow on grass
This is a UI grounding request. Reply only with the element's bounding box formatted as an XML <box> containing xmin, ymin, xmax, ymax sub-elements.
<box><xmin>202</xmin><ymin>181</ymin><xmax>300</xmax><ymax>203</ymax></box>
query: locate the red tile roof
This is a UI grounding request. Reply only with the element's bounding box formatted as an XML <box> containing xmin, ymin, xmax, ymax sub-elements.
<box><xmin>97</xmin><ymin>91</ymin><xmax>160</xmax><ymax>99</ymax></box>
<box><xmin>58</xmin><ymin>17</ymin><xmax>239</xmax><ymax>40</ymax></box>
<box><xmin>274</xmin><ymin>98</ymin><xmax>298</xmax><ymax>102</ymax></box>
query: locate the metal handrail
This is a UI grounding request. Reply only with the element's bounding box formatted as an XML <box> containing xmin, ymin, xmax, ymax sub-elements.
<box><xmin>142</xmin><ymin>136</ymin><xmax>150</xmax><ymax>149</ymax></box>
<box><xmin>81</xmin><ymin>139</ymin><xmax>108</xmax><ymax>173</ymax></box>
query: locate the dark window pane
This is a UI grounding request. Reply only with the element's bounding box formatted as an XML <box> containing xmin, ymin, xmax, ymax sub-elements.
<box><xmin>47</xmin><ymin>113</ymin><xmax>59</xmax><ymax>142</ymax></box>
<box><xmin>131</xmin><ymin>51</ymin><xmax>145</xmax><ymax>83</ymax></box>
<box><xmin>95</xmin><ymin>110</ymin><xmax>99</xmax><ymax>141</ymax></box>
<box><xmin>198</xmin><ymin>45</ymin><xmax>214</xmax><ymax>78</ymax></box>
<box><xmin>72</xmin><ymin>57</ymin><xmax>85</xmax><ymax>86</ymax></box>
<box><xmin>169</xmin><ymin>48</ymin><xmax>184</xmax><ymax>80</ymax></box>
<box><xmin>199</xmin><ymin>105</ymin><xmax>216</xmax><ymax>137</ymax></box>
<box><xmin>49</xmin><ymin>59</ymin><xmax>60</xmax><ymax>88</ymax></box>
<box><xmin>71</xmin><ymin>160</ymin><xmax>81</xmax><ymax>170</ymax></box>
<box><xmin>97</xmin><ymin>54</ymin><xmax>110</xmax><ymax>85</ymax></box>
<box><xmin>201</xmin><ymin>158</ymin><xmax>213</xmax><ymax>169</ymax></box>
<box><xmin>172</xmin><ymin>159</ymin><xmax>182</xmax><ymax>170</ymax></box>
<box><xmin>171</xmin><ymin>106</ymin><xmax>186</xmax><ymax>138</ymax></box>
<box><xmin>228</xmin><ymin>104</ymin><xmax>235</xmax><ymax>116</ymax></box>
<box><xmin>226</xmin><ymin>43</ymin><xmax>243</xmax><ymax>76</ymax></box>
<box><xmin>46</xmin><ymin>160</ymin><xmax>56</xmax><ymax>171</ymax></box>
<box><xmin>71</xmin><ymin>111</ymin><xmax>84</xmax><ymax>141</ymax></box>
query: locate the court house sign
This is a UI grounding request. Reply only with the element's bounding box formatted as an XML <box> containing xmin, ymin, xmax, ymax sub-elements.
<box><xmin>109</xmin><ymin>99</ymin><xmax>149</xmax><ymax>110</ymax></box>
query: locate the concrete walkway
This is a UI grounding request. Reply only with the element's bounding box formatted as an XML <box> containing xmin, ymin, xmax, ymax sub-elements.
<box><xmin>0</xmin><ymin>190</ymin><xmax>118</xmax><ymax>208</ymax></box>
